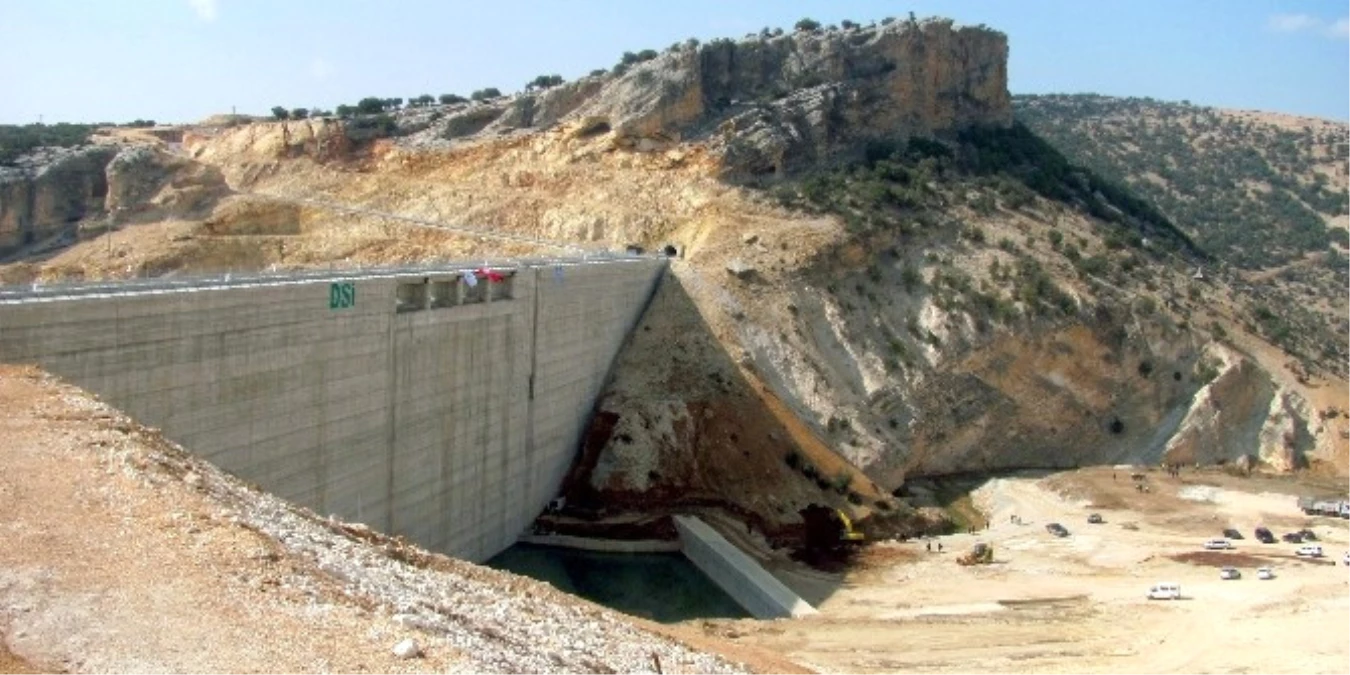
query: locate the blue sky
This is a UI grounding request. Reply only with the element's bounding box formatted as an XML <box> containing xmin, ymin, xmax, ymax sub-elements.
<box><xmin>1</xmin><ymin>0</ymin><xmax>1346</xmax><ymax>124</ymax></box>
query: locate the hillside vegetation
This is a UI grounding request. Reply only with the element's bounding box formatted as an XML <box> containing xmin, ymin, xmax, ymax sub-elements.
<box><xmin>0</xmin><ymin>123</ymin><xmax>102</xmax><ymax>165</ymax></box>
<box><xmin>1016</xmin><ymin>94</ymin><xmax>1348</xmax><ymax>269</ymax></box>
<box><xmin>1016</xmin><ymin>94</ymin><xmax>1349</xmax><ymax>376</ymax></box>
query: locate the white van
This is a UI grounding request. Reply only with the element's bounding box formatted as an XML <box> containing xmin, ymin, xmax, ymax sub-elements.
<box><xmin>1296</xmin><ymin>544</ymin><xmax>1323</xmax><ymax>558</ymax></box>
<box><xmin>1148</xmin><ymin>583</ymin><xmax>1181</xmax><ymax>600</ymax></box>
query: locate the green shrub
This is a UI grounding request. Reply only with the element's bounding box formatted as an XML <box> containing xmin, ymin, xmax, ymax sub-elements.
<box><xmin>795</xmin><ymin>17</ymin><xmax>821</xmax><ymax>31</ymax></box>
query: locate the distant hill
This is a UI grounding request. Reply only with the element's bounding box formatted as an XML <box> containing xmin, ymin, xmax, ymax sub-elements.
<box><xmin>1014</xmin><ymin>94</ymin><xmax>1349</xmax><ymax>271</ymax></box>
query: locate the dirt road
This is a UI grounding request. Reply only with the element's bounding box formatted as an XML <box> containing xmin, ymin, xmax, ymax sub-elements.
<box><xmin>716</xmin><ymin>467</ymin><xmax>1349</xmax><ymax>673</ymax></box>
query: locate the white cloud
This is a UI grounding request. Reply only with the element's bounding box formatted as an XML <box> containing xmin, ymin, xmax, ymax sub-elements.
<box><xmin>1327</xmin><ymin>18</ymin><xmax>1350</xmax><ymax>39</ymax></box>
<box><xmin>188</xmin><ymin>0</ymin><xmax>218</xmax><ymax>22</ymax></box>
<box><xmin>310</xmin><ymin>58</ymin><xmax>334</xmax><ymax>81</ymax></box>
<box><xmin>1268</xmin><ymin>13</ymin><xmax>1318</xmax><ymax>32</ymax></box>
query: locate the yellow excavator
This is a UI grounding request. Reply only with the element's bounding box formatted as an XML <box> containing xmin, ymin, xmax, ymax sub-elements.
<box><xmin>957</xmin><ymin>542</ymin><xmax>995</xmax><ymax>565</ymax></box>
<box><xmin>800</xmin><ymin>504</ymin><xmax>865</xmax><ymax>551</ymax></box>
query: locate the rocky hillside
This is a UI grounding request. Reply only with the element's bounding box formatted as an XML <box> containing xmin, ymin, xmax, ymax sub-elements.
<box><xmin>1017</xmin><ymin>94</ymin><xmax>1349</xmax><ymax>377</ymax></box>
<box><xmin>0</xmin><ymin>18</ymin><xmax>1345</xmax><ymax>544</ymax></box>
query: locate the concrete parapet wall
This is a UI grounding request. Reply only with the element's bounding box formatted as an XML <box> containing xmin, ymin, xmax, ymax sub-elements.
<box><xmin>673</xmin><ymin>515</ymin><xmax>818</xmax><ymax>619</ymax></box>
<box><xmin>0</xmin><ymin>258</ymin><xmax>665</xmax><ymax>562</ymax></box>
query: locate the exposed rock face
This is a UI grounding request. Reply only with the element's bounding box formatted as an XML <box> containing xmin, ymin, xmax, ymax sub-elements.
<box><xmin>561</xmin><ymin>18</ymin><xmax>1010</xmax><ymax>175</ymax></box>
<box><xmin>1154</xmin><ymin>344</ymin><xmax>1331</xmax><ymax>471</ymax></box>
<box><xmin>393</xmin><ymin>19</ymin><xmax>1008</xmax><ymax>176</ymax></box>
<box><xmin>106</xmin><ymin>145</ymin><xmax>231</xmax><ymax>223</ymax></box>
<box><xmin>0</xmin><ymin>145</ymin><xmax>118</xmax><ymax>255</ymax></box>
<box><xmin>192</xmin><ymin>20</ymin><xmax>1008</xmax><ymax>191</ymax></box>
<box><xmin>183</xmin><ymin>118</ymin><xmax>351</xmax><ymax>183</ymax></box>
<box><xmin>1257</xmin><ymin>388</ymin><xmax>1314</xmax><ymax>471</ymax></box>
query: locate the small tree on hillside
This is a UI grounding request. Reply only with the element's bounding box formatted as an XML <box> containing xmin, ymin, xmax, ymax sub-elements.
<box><xmin>356</xmin><ymin>97</ymin><xmax>385</xmax><ymax>115</ymax></box>
<box><xmin>795</xmin><ymin>18</ymin><xmax>821</xmax><ymax>31</ymax></box>
<box><xmin>438</xmin><ymin>93</ymin><xmax>467</xmax><ymax>105</ymax></box>
<box><xmin>290</xmin><ymin>107</ymin><xmax>309</xmax><ymax>120</ymax></box>
<box><xmin>271</xmin><ymin>106</ymin><xmax>289</xmax><ymax>120</ymax></box>
<box><xmin>470</xmin><ymin>88</ymin><xmax>501</xmax><ymax>101</ymax></box>
<box><xmin>335</xmin><ymin>104</ymin><xmax>355</xmax><ymax>119</ymax></box>
<box><xmin>526</xmin><ymin>74</ymin><xmax>564</xmax><ymax>91</ymax></box>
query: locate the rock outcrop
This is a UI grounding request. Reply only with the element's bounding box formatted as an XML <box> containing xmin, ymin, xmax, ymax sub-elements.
<box><xmin>106</xmin><ymin>145</ymin><xmax>231</xmax><ymax>223</ymax></box>
<box><xmin>0</xmin><ymin>145</ymin><xmax>118</xmax><ymax>255</ymax></box>
<box><xmin>188</xmin><ymin>20</ymin><xmax>1008</xmax><ymax>189</ymax></box>
<box><xmin>542</xmin><ymin>18</ymin><xmax>1010</xmax><ymax>175</ymax></box>
<box><xmin>0</xmin><ymin>142</ymin><xmax>231</xmax><ymax>258</ymax></box>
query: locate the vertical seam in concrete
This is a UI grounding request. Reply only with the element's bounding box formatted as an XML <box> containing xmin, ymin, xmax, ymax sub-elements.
<box><xmin>384</xmin><ymin>297</ymin><xmax>397</xmax><ymax>534</ymax></box>
<box><xmin>525</xmin><ymin>268</ymin><xmax>541</xmax><ymax>516</ymax></box>
<box><xmin>500</xmin><ymin>311</ymin><xmax>514</xmax><ymax>551</ymax></box>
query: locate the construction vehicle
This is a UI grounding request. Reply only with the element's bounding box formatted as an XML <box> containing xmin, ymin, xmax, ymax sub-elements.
<box><xmin>957</xmin><ymin>543</ymin><xmax>994</xmax><ymax>566</ymax></box>
<box><xmin>799</xmin><ymin>504</ymin><xmax>865</xmax><ymax>553</ymax></box>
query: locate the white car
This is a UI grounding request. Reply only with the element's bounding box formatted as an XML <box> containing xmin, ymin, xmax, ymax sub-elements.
<box><xmin>1204</xmin><ymin>538</ymin><xmax>1233</xmax><ymax>550</ymax></box>
<box><xmin>1219</xmin><ymin>566</ymin><xmax>1241</xmax><ymax>580</ymax></box>
<box><xmin>1296</xmin><ymin>544</ymin><xmax>1323</xmax><ymax>558</ymax></box>
<box><xmin>1148</xmin><ymin>583</ymin><xmax>1181</xmax><ymax>600</ymax></box>
<box><xmin>1257</xmin><ymin>567</ymin><xmax>1274</xmax><ymax>580</ymax></box>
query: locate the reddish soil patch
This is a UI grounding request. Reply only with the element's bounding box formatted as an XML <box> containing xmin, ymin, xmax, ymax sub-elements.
<box><xmin>1</xmin><ymin>638</ymin><xmax>49</xmax><ymax>674</ymax></box>
<box><xmin>1170</xmin><ymin>550</ymin><xmax>1335</xmax><ymax>567</ymax></box>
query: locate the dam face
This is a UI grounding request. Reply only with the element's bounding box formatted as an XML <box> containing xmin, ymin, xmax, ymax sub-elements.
<box><xmin>0</xmin><ymin>258</ymin><xmax>665</xmax><ymax>562</ymax></box>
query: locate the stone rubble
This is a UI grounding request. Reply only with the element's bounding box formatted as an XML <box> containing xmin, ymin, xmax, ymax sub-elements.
<box><xmin>74</xmin><ymin>387</ymin><xmax>747</xmax><ymax>674</ymax></box>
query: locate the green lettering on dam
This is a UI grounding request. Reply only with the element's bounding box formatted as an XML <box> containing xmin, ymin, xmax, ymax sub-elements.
<box><xmin>329</xmin><ymin>282</ymin><xmax>356</xmax><ymax>309</ymax></box>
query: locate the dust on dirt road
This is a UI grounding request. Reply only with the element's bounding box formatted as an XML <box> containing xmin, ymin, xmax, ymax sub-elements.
<box><xmin>710</xmin><ymin>467</ymin><xmax>1349</xmax><ymax>673</ymax></box>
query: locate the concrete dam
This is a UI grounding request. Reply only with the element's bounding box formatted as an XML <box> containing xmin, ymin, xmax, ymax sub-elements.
<box><xmin>0</xmin><ymin>257</ymin><xmax>665</xmax><ymax>562</ymax></box>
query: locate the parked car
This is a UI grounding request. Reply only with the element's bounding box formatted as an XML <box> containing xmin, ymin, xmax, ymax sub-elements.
<box><xmin>1204</xmin><ymin>538</ymin><xmax>1233</xmax><ymax>550</ymax></box>
<box><xmin>1297</xmin><ymin>529</ymin><xmax>1317</xmax><ymax>541</ymax></box>
<box><xmin>1148</xmin><ymin>582</ymin><xmax>1181</xmax><ymax>600</ymax></box>
<box><xmin>1087</xmin><ymin>513</ymin><xmax>1103</xmax><ymax>524</ymax></box>
<box><xmin>1257</xmin><ymin>567</ymin><xmax>1274</xmax><ymax>580</ymax></box>
<box><xmin>1222</xmin><ymin>528</ymin><xmax>1243</xmax><ymax>540</ymax></box>
<box><xmin>1219</xmin><ymin>566</ymin><xmax>1241</xmax><ymax>580</ymax></box>
<box><xmin>1282</xmin><ymin>532</ymin><xmax>1304</xmax><ymax>543</ymax></box>
<box><xmin>1046</xmin><ymin>523</ymin><xmax>1069</xmax><ymax>537</ymax></box>
<box><xmin>1296</xmin><ymin>544</ymin><xmax>1323</xmax><ymax>558</ymax></box>
<box><xmin>1254</xmin><ymin>527</ymin><xmax>1276</xmax><ymax>544</ymax></box>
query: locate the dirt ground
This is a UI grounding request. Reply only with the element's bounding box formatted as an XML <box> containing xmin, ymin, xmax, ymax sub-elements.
<box><xmin>0</xmin><ymin>365</ymin><xmax>769</xmax><ymax>674</ymax></box>
<box><xmin>710</xmin><ymin>466</ymin><xmax>1350</xmax><ymax>673</ymax></box>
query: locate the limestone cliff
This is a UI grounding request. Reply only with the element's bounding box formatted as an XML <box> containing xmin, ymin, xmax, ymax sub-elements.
<box><xmin>0</xmin><ymin>142</ymin><xmax>230</xmax><ymax>259</ymax></box>
<box><xmin>189</xmin><ymin>18</ymin><xmax>1009</xmax><ymax>183</ymax></box>
<box><xmin>0</xmin><ymin>146</ymin><xmax>117</xmax><ymax>255</ymax></box>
